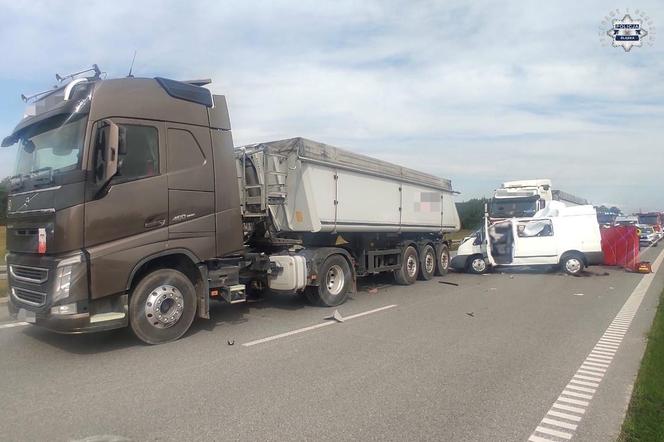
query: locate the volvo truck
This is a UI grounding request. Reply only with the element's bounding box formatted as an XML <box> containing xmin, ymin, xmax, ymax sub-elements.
<box><xmin>2</xmin><ymin>67</ymin><xmax>460</xmax><ymax>344</ymax></box>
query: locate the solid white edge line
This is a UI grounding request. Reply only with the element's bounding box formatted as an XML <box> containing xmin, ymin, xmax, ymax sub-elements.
<box><xmin>528</xmin><ymin>246</ymin><xmax>664</xmax><ymax>441</ymax></box>
<box><xmin>547</xmin><ymin>410</ymin><xmax>582</xmax><ymax>422</ymax></box>
<box><xmin>242</xmin><ymin>304</ymin><xmax>398</xmax><ymax>347</ymax></box>
<box><xmin>557</xmin><ymin>396</ymin><xmax>590</xmax><ymax>406</ymax></box>
<box><xmin>541</xmin><ymin>417</ymin><xmax>578</xmax><ymax>430</ymax></box>
<box><xmin>535</xmin><ymin>425</ymin><xmax>573</xmax><ymax>439</ymax></box>
<box><xmin>552</xmin><ymin>403</ymin><xmax>586</xmax><ymax>414</ymax></box>
<box><xmin>561</xmin><ymin>390</ymin><xmax>593</xmax><ymax>400</ymax></box>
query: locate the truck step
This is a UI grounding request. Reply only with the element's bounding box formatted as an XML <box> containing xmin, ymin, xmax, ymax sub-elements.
<box><xmin>221</xmin><ymin>284</ymin><xmax>247</xmax><ymax>304</ymax></box>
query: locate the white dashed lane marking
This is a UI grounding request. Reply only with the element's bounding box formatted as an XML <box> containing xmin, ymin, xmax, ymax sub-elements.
<box><xmin>528</xmin><ymin>247</ymin><xmax>664</xmax><ymax>441</ymax></box>
<box><xmin>0</xmin><ymin>321</ymin><xmax>29</xmax><ymax>330</ymax></box>
<box><xmin>242</xmin><ymin>304</ymin><xmax>398</xmax><ymax>347</ymax></box>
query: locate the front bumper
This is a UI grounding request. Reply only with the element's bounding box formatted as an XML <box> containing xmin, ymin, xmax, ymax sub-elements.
<box><xmin>8</xmin><ymin>296</ymin><xmax>128</xmax><ymax>334</ymax></box>
<box><xmin>450</xmin><ymin>254</ymin><xmax>469</xmax><ymax>270</ymax></box>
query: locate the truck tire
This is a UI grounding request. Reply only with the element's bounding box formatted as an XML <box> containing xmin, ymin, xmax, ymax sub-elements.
<box><xmin>467</xmin><ymin>254</ymin><xmax>488</xmax><ymax>274</ymax></box>
<box><xmin>434</xmin><ymin>244</ymin><xmax>450</xmax><ymax>276</ymax></box>
<box><xmin>561</xmin><ymin>252</ymin><xmax>585</xmax><ymax>276</ymax></box>
<box><xmin>419</xmin><ymin>245</ymin><xmax>436</xmax><ymax>280</ymax></box>
<box><xmin>394</xmin><ymin>246</ymin><xmax>419</xmax><ymax>285</ymax></box>
<box><xmin>129</xmin><ymin>269</ymin><xmax>197</xmax><ymax>344</ymax></box>
<box><xmin>305</xmin><ymin>255</ymin><xmax>352</xmax><ymax>307</ymax></box>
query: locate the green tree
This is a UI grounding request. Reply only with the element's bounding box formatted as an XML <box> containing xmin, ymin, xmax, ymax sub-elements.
<box><xmin>456</xmin><ymin>198</ymin><xmax>488</xmax><ymax>230</ymax></box>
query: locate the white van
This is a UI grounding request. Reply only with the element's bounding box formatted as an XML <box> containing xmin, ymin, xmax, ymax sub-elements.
<box><xmin>451</xmin><ymin>204</ymin><xmax>604</xmax><ymax>275</ymax></box>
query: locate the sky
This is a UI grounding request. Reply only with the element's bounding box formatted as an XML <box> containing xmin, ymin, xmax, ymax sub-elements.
<box><xmin>0</xmin><ymin>0</ymin><xmax>662</xmax><ymax>212</ymax></box>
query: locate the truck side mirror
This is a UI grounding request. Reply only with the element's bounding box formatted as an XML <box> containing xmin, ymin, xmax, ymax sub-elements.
<box><xmin>94</xmin><ymin>119</ymin><xmax>120</xmax><ymax>184</ymax></box>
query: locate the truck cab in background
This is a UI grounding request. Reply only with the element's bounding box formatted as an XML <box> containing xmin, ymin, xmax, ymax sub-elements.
<box><xmin>489</xmin><ymin>179</ymin><xmax>589</xmax><ymax>221</ymax></box>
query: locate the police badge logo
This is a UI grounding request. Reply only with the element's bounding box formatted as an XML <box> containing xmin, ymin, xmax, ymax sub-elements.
<box><xmin>599</xmin><ymin>9</ymin><xmax>656</xmax><ymax>51</ymax></box>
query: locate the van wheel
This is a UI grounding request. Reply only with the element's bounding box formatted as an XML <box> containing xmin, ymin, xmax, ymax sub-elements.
<box><xmin>395</xmin><ymin>246</ymin><xmax>419</xmax><ymax>285</ymax></box>
<box><xmin>561</xmin><ymin>252</ymin><xmax>585</xmax><ymax>276</ymax></box>
<box><xmin>305</xmin><ymin>255</ymin><xmax>352</xmax><ymax>307</ymax></box>
<box><xmin>129</xmin><ymin>269</ymin><xmax>197</xmax><ymax>345</ymax></box>
<box><xmin>435</xmin><ymin>244</ymin><xmax>450</xmax><ymax>276</ymax></box>
<box><xmin>467</xmin><ymin>254</ymin><xmax>488</xmax><ymax>274</ymax></box>
<box><xmin>418</xmin><ymin>245</ymin><xmax>436</xmax><ymax>280</ymax></box>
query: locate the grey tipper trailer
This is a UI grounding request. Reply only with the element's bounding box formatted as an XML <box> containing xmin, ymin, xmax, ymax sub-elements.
<box><xmin>4</xmin><ymin>69</ymin><xmax>460</xmax><ymax>344</ymax></box>
<box><xmin>236</xmin><ymin>137</ymin><xmax>459</xmax><ymax>234</ymax></box>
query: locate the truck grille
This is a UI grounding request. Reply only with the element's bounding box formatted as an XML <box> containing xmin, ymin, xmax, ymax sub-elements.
<box><xmin>12</xmin><ymin>287</ymin><xmax>46</xmax><ymax>307</ymax></box>
<box><xmin>10</xmin><ymin>265</ymin><xmax>49</xmax><ymax>284</ymax></box>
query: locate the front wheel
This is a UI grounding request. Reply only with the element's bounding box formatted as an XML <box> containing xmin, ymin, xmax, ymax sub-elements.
<box><xmin>467</xmin><ymin>255</ymin><xmax>488</xmax><ymax>274</ymax></box>
<box><xmin>305</xmin><ymin>255</ymin><xmax>352</xmax><ymax>307</ymax></box>
<box><xmin>561</xmin><ymin>252</ymin><xmax>585</xmax><ymax>276</ymax></box>
<box><xmin>129</xmin><ymin>269</ymin><xmax>197</xmax><ymax>345</ymax></box>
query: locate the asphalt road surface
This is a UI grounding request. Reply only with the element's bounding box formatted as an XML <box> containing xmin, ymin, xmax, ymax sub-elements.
<box><xmin>1</xmin><ymin>246</ymin><xmax>663</xmax><ymax>442</ymax></box>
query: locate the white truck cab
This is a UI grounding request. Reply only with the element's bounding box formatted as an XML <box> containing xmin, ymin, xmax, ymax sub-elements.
<box><xmin>452</xmin><ymin>203</ymin><xmax>604</xmax><ymax>275</ymax></box>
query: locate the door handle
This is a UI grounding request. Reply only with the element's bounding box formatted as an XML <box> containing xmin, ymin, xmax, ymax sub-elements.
<box><xmin>144</xmin><ymin>217</ymin><xmax>166</xmax><ymax>229</ymax></box>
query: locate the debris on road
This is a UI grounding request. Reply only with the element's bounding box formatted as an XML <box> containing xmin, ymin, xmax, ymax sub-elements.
<box><xmin>439</xmin><ymin>281</ymin><xmax>459</xmax><ymax>286</ymax></box>
<box><xmin>325</xmin><ymin>310</ymin><xmax>345</xmax><ymax>323</ymax></box>
<box><xmin>368</xmin><ymin>287</ymin><xmax>378</xmax><ymax>294</ymax></box>
<box><xmin>227</xmin><ymin>340</ymin><xmax>235</xmax><ymax>346</ymax></box>
<box><xmin>466</xmin><ymin>312</ymin><xmax>475</xmax><ymax>317</ymax></box>
<box><xmin>572</xmin><ymin>293</ymin><xmax>584</xmax><ymax>296</ymax></box>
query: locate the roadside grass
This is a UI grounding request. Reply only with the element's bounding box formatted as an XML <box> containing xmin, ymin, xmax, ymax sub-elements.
<box><xmin>619</xmin><ymin>288</ymin><xmax>664</xmax><ymax>441</ymax></box>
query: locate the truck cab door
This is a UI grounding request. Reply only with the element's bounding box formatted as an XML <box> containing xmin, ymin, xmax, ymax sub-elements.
<box><xmin>84</xmin><ymin>119</ymin><xmax>168</xmax><ymax>299</ymax></box>
<box><xmin>512</xmin><ymin>218</ymin><xmax>558</xmax><ymax>265</ymax></box>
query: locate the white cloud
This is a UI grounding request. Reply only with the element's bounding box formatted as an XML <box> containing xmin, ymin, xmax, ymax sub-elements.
<box><xmin>0</xmin><ymin>0</ymin><xmax>662</xmax><ymax>211</ymax></box>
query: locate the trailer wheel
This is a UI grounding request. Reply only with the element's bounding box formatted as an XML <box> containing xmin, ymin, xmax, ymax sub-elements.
<box><xmin>129</xmin><ymin>269</ymin><xmax>197</xmax><ymax>345</ymax></box>
<box><xmin>305</xmin><ymin>255</ymin><xmax>352</xmax><ymax>307</ymax></box>
<box><xmin>561</xmin><ymin>252</ymin><xmax>585</xmax><ymax>276</ymax></box>
<box><xmin>434</xmin><ymin>244</ymin><xmax>450</xmax><ymax>276</ymax></box>
<box><xmin>395</xmin><ymin>246</ymin><xmax>419</xmax><ymax>285</ymax></box>
<box><xmin>467</xmin><ymin>254</ymin><xmax>488</xmax><ymax>275</ymax></box>
<box><xmin>419</xmin><ymin>245</ymin><xmax>436</xmax><ymax>280</ymax></box>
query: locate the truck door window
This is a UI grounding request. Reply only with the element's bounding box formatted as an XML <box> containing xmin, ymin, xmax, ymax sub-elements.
<box><xmin>517</xmin><ymin>219</ymin><xmax>553</xmax><ymax>238</ymax></box>
<box><xmin>115</xmin><ymin>125</ymin><xmax>159</xmax><ymax>182</ymax></box>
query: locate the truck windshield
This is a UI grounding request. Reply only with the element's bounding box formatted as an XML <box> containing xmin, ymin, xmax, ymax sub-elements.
<box><xmin>638</xmin><ymin>215</ymin><xmax>659</xmax><ymax>225</ymax></box>
<box><xmin>489</xmin><ymin>198</ymin><xmax>538</xmax><ymax>218</ymax></box>
<box><xmin>9</xmin><ymin>113</ymin><xmax>87</xmax><ymax>184</ymax></box>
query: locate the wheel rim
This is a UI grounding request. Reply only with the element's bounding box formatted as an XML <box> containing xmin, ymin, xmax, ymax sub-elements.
<box><xmin>326</xmin><ymin>264</ymin><xmax>345</xmax><ymax>296</ymax></box>
<box><xmin>472</xmin><ymin>258</ymin><xmax>486</xmax><ymax>273</ymax></box>
<box><xmin>566</xmin><ymin>258</ymin><xmax>582</xmax><ymax>274</ymax></box>
<box><xmin>407</xmin><ymin>254</ymin><xmax>418</xmax><ymax>278</ymax></box>
<box><xmin>440</xmin><ymin>250</ymin><xmax>449</xmax><ymax>270</ymax></box>
<box><xmin>425</xmin><ymin>251</ymin><xmax>435</xmax><ymax>274</ymax></box>
<box><xmin>144</xmin><ymin>285</ymin><xmax>185</xmax><ymax>329</ymax></box>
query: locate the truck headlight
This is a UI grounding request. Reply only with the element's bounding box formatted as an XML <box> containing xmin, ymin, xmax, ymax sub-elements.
<box><xmin>53</xmin><ymin>254</ymin><xmax>83</xmax><ymax>303</ymax></box>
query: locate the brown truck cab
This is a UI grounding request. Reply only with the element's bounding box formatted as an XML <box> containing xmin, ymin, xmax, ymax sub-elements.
<box><xmin>3</xmin><ymin>70</ymin><xmax>244</xmax><ymax>343</ymax></box>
